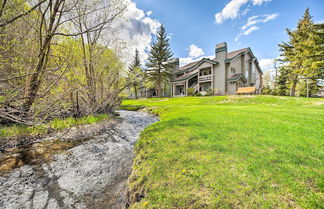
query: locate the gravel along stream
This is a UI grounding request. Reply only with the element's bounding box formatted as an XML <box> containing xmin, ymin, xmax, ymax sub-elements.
<box><xmin>0</xmin><ymin>110</ymin><xmax>158</xmax><ymax>209</ymax></box>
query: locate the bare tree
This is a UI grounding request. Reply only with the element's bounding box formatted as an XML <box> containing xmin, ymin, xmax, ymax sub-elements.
<box><xmin>0</xmin><ymin>0</ymin><xmax>129</xmax><ymax>124</ymax></box>
<box><xmin>69</xmin><ymin>0</ymin><xmax>127</xmax><ymax>113</ymax></box>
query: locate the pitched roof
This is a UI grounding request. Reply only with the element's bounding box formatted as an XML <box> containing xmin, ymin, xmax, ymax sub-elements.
<box><xmin>176</xmin><ymin>58</ymin><xmax>218</xmax><ymax>74</ymax></box>
<box><xmin>178</xmin><ymin>48</ymin><xmax>249</xmax><ymax>72</ymax></box>
<box><xmin>179</xmin><ymin>60</ymin><xmax>200</xmax><ymax>71</ymax></box>
<box><xmin>172</xmin><ymin>69</ymin><xmax>198</xmax><ymax>82</ymax></box>
<box><xmin>228</xmin><ymin>73</ymin><xmax>247</xmax><ymax>82</ymax></box>
<box><xmin>227</xmin><ymin>48</ymin><xmax>249</xmax><ymax>59</ymax></box>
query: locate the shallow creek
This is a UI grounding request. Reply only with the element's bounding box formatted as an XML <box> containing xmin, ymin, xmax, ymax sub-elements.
<box><xmin>0</xmin><ymin>110</ymin><xmax>158</xmax><ymax>209</ymax></box>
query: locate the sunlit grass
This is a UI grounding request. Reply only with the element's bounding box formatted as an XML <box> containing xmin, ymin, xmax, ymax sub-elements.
<box><xmin>0</xmin><ymin>114</ymin><xmax>109</xmax><ymax>138</ymax></box>
<box><xmin>122</xmin><ymin>95</ymin><xmax>324</xmax><ymax>208</ymax></box>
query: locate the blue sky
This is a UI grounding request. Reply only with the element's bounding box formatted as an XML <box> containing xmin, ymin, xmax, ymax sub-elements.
<box><xmin>127</xmin><ymin>0</ymin><xmax>324</xmax><ymax>71</ymax></box>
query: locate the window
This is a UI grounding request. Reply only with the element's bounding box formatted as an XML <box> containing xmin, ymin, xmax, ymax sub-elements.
<box><xmin>200</xmin><ymin>67</ymin><xmax>212</xmax><ymax>76</ymax></box>
<box><xmin>231</xmin><ymin>67</ymin><xmax>236</xmax><ymax>73</ymax></box>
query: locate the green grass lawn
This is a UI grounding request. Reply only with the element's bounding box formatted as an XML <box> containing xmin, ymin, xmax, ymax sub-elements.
<box><xmin>122</xmin><ymin>95</ymin><xmax>324</xmax><ymax>209</ymax></box>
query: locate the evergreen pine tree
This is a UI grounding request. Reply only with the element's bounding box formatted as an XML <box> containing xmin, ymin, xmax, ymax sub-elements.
<box><xmin>278</xmin><ymin>8</ymin><xmax>323</xmax><ymax>97</ymax></box>
<box><xmin>130</xmin><ymin>49</ymin><xmax>141</xmax><ymax>70</ymax></box>
<box><xmin>146</xmin><ymin>25</ymin><xmax>173</xmax><ymax>98</ymax></box>
<box><xmin>275</xmin><ymin>66</ymin><xmax>290</xmax><ymax>96</ymax></box>
<box><xmin>312</xmin><ymin>23</ymin><xmax>324</xmax><ymax>77</ymax></box>
<box><xmin>129</xmin><ymin>49</ymin><xmax>142</xmax><ymax>98</ymax></box>
<box><xmin>304</xmin><ymin>22</ymin><xmax>324</xmax><ymax>95</ymax></box>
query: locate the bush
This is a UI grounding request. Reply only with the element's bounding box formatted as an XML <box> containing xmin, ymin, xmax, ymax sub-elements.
<box><xmin>206</xmin><ymin>89</ymin><xmax>214</xmax><ymax>96</ymax></box>
<box><xmin>262</xmin><ymin>86</ymin><xmax>272</xmax><ymax>95</ymax></box>
<box><xmin>187</xmin><ymin>88</ymin><xmax>195</xmax><ymax>96</ymax></box>
<box><xmin>196</xmin><ymin>92</ymin><xmax>202</xmax><ymax>96</ymax></box>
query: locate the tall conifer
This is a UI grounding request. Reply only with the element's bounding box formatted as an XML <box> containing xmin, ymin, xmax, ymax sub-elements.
<box><xmin>146</xmin><ymin>25</ymin><xmax>173</xmax><ymax>97</ymax></box>
<box><xmin>129</xmin><ymin>49</ymin><xmax>142</xmax><ymax>99</ymax></box>
<box><xmin>278</xmin><ymin>8</ymin><xmax>323</xmax><ymax>96</ymax></box>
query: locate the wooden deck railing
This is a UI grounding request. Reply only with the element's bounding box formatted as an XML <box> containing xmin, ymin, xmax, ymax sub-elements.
<box><xmin>198</xmin><ymin>75</ymin><xmax>212</xmax><ymax>83</ymax></box>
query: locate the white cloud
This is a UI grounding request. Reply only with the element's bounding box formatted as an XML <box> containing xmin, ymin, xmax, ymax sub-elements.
<box><xmin>188</xmin><ymin>44</ymin><xmax>204</xmax><ymax>58</ymax></box>
<box><xmin>242</xmin><ymin>8</ymin><xmax>250</xmax><ymax>16</ymax></box>
<box><xmin>179</xmin><ymin>44</ymin><xmax>206</xmax><ymax>66</ymax></box>
<box><xmin>243</xmin><ymin>25</ymin><xmax>259</xmax><ymax>35</ymax></box>
<box><xmin>215</xmin><ymin>0</ymin><xmax>249</xmax><ymax>24</ymax></box>
<box><xmin>179</xmin><ymin>57</ymin><xmax>195</xmax><ymax>66</ymax></box>
<box><xmin>142</xmin><ymin>17</ymin><xmax>161</xmax><ymax>34</ymax></box>
<box><xmin>252</xmin><ymin>0</ymin><xmax>272</xmax><ymax>5</ymax></box>
<box><xmin>234</xmin><ymin>35</ymin><xmax>240</xmax><ymax>42</ymax></box>
<box><xmin>124</xmin><ymin>1</ymin><xmax>145</xmax><ymax>20</ymax></box>
<box><xmin>109</xmin><ymin>0</ymin><xmax>161</xmax><ymax>66</ymax></box>
<box><xmin>179</xmin><ymin>44</ymin><xmax>203</xmax><ymax>66</ymax></box>
<box><xmin>214</xmin><ymin>0</ymin><xmax>273</xmax><ymax>24</ymax></box>
<box><xmin>235</xmin><ymin>13</ymin><xmax>278</xmax><ymax>41</ymax></box>
<box><xmin>259</xmin><ymin>58</ymin><xmax>274</xmax><ymax>71</ymax></box>
<box><xmin>146</xmin><ymin>11</ymin><xmax>152</xmax><ymax>16</ymax></box>
<box><xmin>241</xmin><ymin>13</ymin><xmax>278</xmax><ymax>30</ymax></box>
<box><xmin>263</xmin><ymin>13</ymin><xmax>279</xmax><ymax>22</ymax></box>
<box><xmin>179</xmin><ymin>55</ymin><xmax>215</xmax><ymax>67</ymax></box>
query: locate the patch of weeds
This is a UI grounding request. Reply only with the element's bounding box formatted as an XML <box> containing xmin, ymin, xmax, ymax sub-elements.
<box><xmin>0</xmin><ymin>114</ymin><xmax>109</xmax><ymax>138</ymax></box>
<box><xmin>119</xmin><ymin>105</ymin><xmax>144</xmax><ymax>111</ymax></box>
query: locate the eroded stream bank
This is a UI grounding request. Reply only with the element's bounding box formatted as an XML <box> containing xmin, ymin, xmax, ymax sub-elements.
<box><xmin>0</xmin><ymin>110</ymin><xmax>158</xmax><ymax>209</ymax></box>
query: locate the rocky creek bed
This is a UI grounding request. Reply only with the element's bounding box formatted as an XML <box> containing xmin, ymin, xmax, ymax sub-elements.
<box><xmin>0</xmin><ymin>110</ymin><xmax>158</xmax><ymax>209</ymax></box>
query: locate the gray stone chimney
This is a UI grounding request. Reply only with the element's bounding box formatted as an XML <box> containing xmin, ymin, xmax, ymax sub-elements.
<box><xmin>215</xmin><ymin>42</ymin><xmax>227</xmax><ymax>61</ymax></box>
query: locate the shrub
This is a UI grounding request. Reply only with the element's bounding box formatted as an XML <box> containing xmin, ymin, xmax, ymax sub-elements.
<box><xmin>206</xmin><ymin>89</ymin><xmax>214</xmax><ymax>96</ymax></box>
<box><xmin>262</xmin><ymin>86</ymin><xmax>272</xmax><ymax>95</ymax></box>
<box><xmin>196</xmin><ymin>92</ymin><xmax>202</xmax><ymax>96</ymax></box>
<box><xmin>187</xmin><ymin>88</ymin><xmax>195</xmax><ymax>96</ymax></box>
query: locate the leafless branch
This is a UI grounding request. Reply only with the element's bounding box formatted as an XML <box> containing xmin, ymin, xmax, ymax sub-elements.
<box><xmin>0</xmin><ymin>0</ymin><xmax>48</xmax><ymax>28</ymax></box>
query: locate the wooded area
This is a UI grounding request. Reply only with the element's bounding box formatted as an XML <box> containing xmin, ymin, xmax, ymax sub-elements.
<box><xmin>0</xmin><ymin>0</ymin><xmax>134</xmax><ymax>126</ymax></box>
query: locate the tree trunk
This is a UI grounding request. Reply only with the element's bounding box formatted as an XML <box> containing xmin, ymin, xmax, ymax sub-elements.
<box><xmin>290</xmin><ymin>76</ymin><xmax>298</xmax><ymax>97</ymax></box>
<box><xmin>22</xmin><ymin>0</ymin><xmax>63</xmax><ymax>113</ymax></box>
<box><xmin>134</xmin><ymin>84</ymin><xmax>138</xmax><ymax>99</ymax></box>
<box><xmin>79</xmin><ymin>31</ymin><xmax>97</xmax><ymax>108</ymax></box>
<box><xmin>23</xmin><ymin>35</ymin><xmax>52</xmax><ymax>112</ymax></box>
<box><xmin>157</xmin><ymin>77</ymin><xmax>161</xmax><ymax>98</ymax></box>
<box><xmin>157</xmin><ymin>85</ymin><xmax>161</xmax><ymax>98</ymax></box>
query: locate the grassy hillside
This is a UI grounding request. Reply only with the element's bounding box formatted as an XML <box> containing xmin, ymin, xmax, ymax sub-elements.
<box><xmin>122</xmin><ymin>96</ymin><xmax>324</xmax><ymax>209</ymax></box>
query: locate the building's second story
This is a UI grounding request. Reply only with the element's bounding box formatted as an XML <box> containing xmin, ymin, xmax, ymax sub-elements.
<box><xmin>169</xmin><ymin>42</ymin><xmax>263</xmax><ymax>96</ymax></box>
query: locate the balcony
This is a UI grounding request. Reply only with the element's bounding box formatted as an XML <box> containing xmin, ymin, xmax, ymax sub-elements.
<box><xmin>198</xmin><ymin>75</ymin><xmax>212</xmax><ymax>83</ymax></box>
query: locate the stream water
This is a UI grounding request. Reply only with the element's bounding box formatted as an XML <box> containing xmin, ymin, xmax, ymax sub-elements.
<box><xmin>0</xmin><ymin>110</ymin><xmax>158</xmax><ymax>209</ymax></box>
